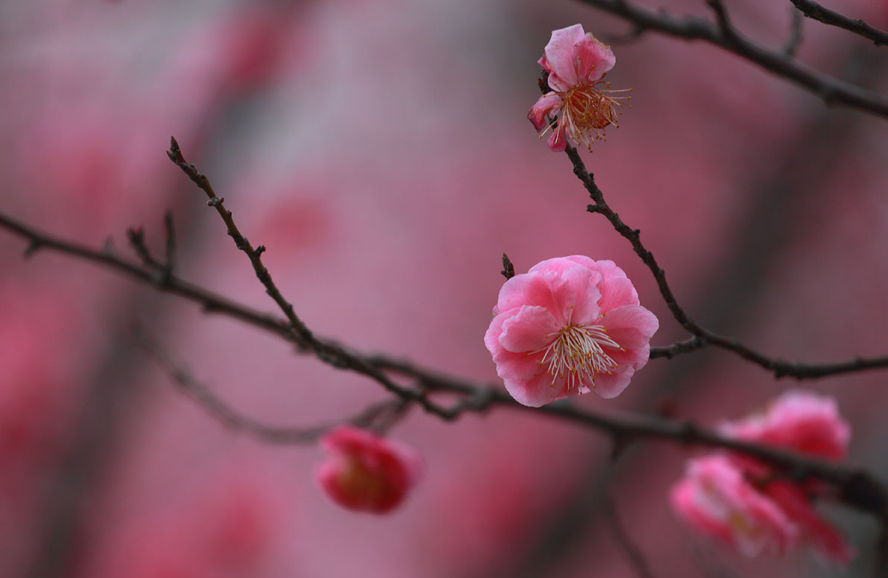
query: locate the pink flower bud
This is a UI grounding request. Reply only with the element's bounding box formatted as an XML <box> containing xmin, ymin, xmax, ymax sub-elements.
<box><xmin>484</xmin><ymin>256</ymin><xmax>658</xmax><ymax>407</ymax></box>
<box><xmin>315</xmin><ymin>427</ymin><xmax>422</xmax><ymax>514</ymax></box>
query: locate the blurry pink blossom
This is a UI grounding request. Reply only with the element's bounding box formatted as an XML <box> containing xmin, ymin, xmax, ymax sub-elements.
<box><xmin>316</xmin><ymin>427</ymin><xmax>423</xmax><ymax>514</ymax></box>
<box><xmin>720</xmin><ymin>389</ymin><xmax>850</xmax><ymax>461</ymax></box>
<box><xmin>484</xmin><ymin>256</ymin><xmax>658</xmax><ymax>407</ymax></box>
<box><xmin>528</xmin><ymin>24</ymin><xmax>628</xmax><ymax>152</ymax></box>
<box><xmin>670</xmin><ymin>455</ymin><xmax>799</xmax><ymax>557</ymax></box>
<box><xmin>673</xmin><ymin>391</ymin><xmax>854</xmax><ymax>563</ymax></box>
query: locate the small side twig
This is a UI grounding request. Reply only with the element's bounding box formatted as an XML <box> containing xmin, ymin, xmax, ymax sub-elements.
<box><xmin>167</xmin><ymin>136</ymin><xmax>314</xmax><ymax>350</ymax></box>
<box><xmin>783</xmin><ymin>7</ymin><xmax>804</xmax><ymax>59</ymax></box>
<box><xmin>603</xmin><ymin>496</ymin><xmax>658</xmax><ymax>578</ymax></box>
<box><xmin>790</xmin><ymin>0</ymin><xmax>888</xmax><ymax>47</ymax></box>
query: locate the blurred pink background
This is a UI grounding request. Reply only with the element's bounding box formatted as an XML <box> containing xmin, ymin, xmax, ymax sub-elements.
<box><xmin>1</xmin><ymin>0</ymin><xmax>887</xmax><ymax>576</ymax></box>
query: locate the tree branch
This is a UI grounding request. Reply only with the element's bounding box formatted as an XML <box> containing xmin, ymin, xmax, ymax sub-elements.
<box><xmin>574</xmin><ymin>0</ymin><xmax>888</xmax><ymax>118</ymax></box>
<box><xmin>568</xmin><ymin>145</ymin><xmax>888</xmax><ymax>380</ymax></box>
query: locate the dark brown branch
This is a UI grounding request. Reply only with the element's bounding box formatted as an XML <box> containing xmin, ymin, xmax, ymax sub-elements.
<box><xmin>134</xmin><ymin>327</ymin><xmax>410</xmax><ymax>443</ymax></box>
<box><xmin>2</xmin><ymin>211</ymin><xmax>887</xmax><ymax>519</ymax></box>
<box><xmin>570</xmin><ymin>146</ymin><xmax>888</xmax><ymax>380</ymax></box>
<box><xmin>370</xmin><ymin>356</ymin><xmax>888</xmax><ymax>518</ymax></box>
<box><xmin>574</xmin><ymin>0</ymin><xmax>888</xmax><ymax>118</ymax></box>
<box><xmin>790</xmin><ymin>0</ymin><xmax>888</xmax><ymax>46</ymax></box>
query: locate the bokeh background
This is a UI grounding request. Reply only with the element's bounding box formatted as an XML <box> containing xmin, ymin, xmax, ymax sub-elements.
<box><xmin>1</xmin><ymin>0</ymin><xmax>887</xmax><ymax>576</ymax></box>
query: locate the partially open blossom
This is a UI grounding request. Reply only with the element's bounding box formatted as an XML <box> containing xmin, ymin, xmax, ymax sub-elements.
<box><xmin>720</xmin><ymin>390</ymin><xmax>850</xmax><ymax>462</ymax></box>
<box><xmin>672</xmin><ymin>391</ymin><xmax>854</xmax><ymax>563</ymax></box>
<box><xmin>670</xmin><ymin>456</ymin><xmax>799</xmax><ymax>557</ymax></box>
<box><xmin>528</xmin><ymin>24</ymin><xmax>629</xmax><ymax>152</ymax></box>
<box><xmin>316</xmin><ymin>426</ymin><xmax>423</xmax><ymax>514</ymax></box>
<box><xmin>484</xmin><ymin>256</ymin><xmax>658</xmax><ymax>407</ymax></box>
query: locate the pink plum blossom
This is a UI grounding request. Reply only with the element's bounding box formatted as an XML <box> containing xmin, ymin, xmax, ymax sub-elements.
<box><xmin>484</xmin><ymin>256</ymin><xmax>658</xmax><ymax>407</ymax></box>
<box><xmin>670</xmin><ymin>455</ymin><xmax>799</xmax><ymax>557</ymax></box>
<box><xmin>720</xmin><ymin>389</ymin><xmax>850</xmax><ymax>461</ymax></box>
<box><xmin>528</xmin><ymin>24</ymin><xmax>628</xmax><ymax>152</ymax></box>
<box><xmin>316</xmin><ymin>426</ymin><xmax>423</xmax><ymax>514</ymax></box>
<box><xmin>673</xmin><ymin>391</ymin><xmax>854</xmax><ymax>563</ymax></box>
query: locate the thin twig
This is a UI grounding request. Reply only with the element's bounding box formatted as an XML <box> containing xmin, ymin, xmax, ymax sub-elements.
<box><xmin>603</xmin><ymin>496</ymin><xmax>658</xmax><ymax>578</ymax></box>
<box><xmin>134</xmin><ymin>327</ymin><xmax>410</xmax><ymax>443</ymax></box>
<box><xmin>574</xmin><ymin>0</ymin><xmax>888</xmax><ymax>117</ymax></box>
<box><xmin>783</xmin><ymin>7</ymin><xmax>804</xmax><ymax>59</ymax></box>
<box><xmin>166</xmin><ymin>137</ymin><xmax>314</xmax><ymax>350</ymax></box>
<box><xmin>790</xmin><ymin>0</ymin><xmax>888</xmax><ymax>46</ymax></box>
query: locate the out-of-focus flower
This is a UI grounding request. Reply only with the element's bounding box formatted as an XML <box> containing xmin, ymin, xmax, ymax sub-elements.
<box><xmin>673</xmin><ymin>390</ymin><xmax>854</xmax><ymax>564</ymax></box>
<box><xmin>720</xmin><ymin>389</ymin><xmax>850</xmax><ymax>461</ymax></box>
<box><xmin>484</xmin><ymin>256</ymin><xmax>658</xmax><ymax>407</ymax></box>
<box><xmin>670</xmin><ymin>455</ymin><xmax>799</xmax><ymax>557</ymax></box>
<box><xmin>316</xmin><ymin>427</ymin><xmax>423</xmax><ymax>514</ymax></box>
<box><xmin>528</xmin><ymin>24</ymin><xmax>628</xmax><ymax>152</ymax></box>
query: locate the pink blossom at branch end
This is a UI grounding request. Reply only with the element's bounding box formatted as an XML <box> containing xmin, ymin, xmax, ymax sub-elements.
<box><xmin>528</xmin><ymin>24</ymin><xmax>630</xmax><ymax>152</ymax></box>
<box><xmin>315</xmin><ymin>426</ymin><xmax>423</xmax><ymax>515</ymax></box>
<box><xmin>672</xmin><ymin>391</ymin><xmax>854</xmax><ymax>564</ymax></box>
<box><xmin>484</xmin><ymin>256</ymin><xmax>659</xmax><ymax>407</ymax></box>
<box><xmin>719</xmin><ymin>389</ymin><xmax>850</xmax><ymax>462</ymax></box>
<box><xmin>671</xmin><ymin>455</ymin><xmax>800</xmax><ymax>557</ymax></box>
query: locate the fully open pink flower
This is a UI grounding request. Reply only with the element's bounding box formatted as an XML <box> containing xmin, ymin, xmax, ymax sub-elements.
<box><xmin>528</xmin><ymin>24</ymin><xmax>628</xmax><ymax>152</ymax></box>
<box><xmin>670</xmin><ymin>455</ymin><xmax>799</xmax><ymax>557</ymax></box>
<box><xmin>316</xmin><ymin>426</ymin><xmax>423</xmax><ymax>514</ymax></box>
<box><xmin>720</xmin><ymin>390</ymin><xmax>850</xmax><ymax>461</ymax></box>
<box><xmin>484</xmin><ymin>256</ymin><xmax>658</xmax><ymax>407</ymax></box>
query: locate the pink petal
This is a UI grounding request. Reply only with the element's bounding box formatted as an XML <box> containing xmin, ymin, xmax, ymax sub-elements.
<box><xmin>547</xmin><ymin>121</ymin><xmax>567</xmax><ymax>152</ymax></box>
<box><xmin>587</xmin><ymin>258</ymin><xmax>627</xmax><ymax>283</ymax></box>
<box><xmin>528</xmin><ymin>92</ymin><xmax>562</xmax><ymax>131</ymax></box>
<box><xmin>484</xmin><ymin>309</ymin><xmax>513</xmax><ymax>356</ymax></box>
<box><xmin>598</xmin><ymin>276</ymin><xmax>640</xmax><ymax>312</ymax></box>
<box><xmin>494</xmin><ymin>275</ymin><xmax>528</xmax><ymax>316</ymax></box>
<box><xmin>521</xmin><ymin>271</ymin><xmax>575</xmax><ymax>325</ymax></box>
<box><xmin>559</xmin><ymin>265</ymin><xmax>602</xmax><ymax>325</ymax></box>
<box><xmin>573</xmin><ymin>33</ymin><xmax>616</xmax><ymax>84</ymax></box>
<box><xmin>600</xmin><ymin>305</ymin><xmax>659</xmax><ymax>349</ymax></box>
<box><xmin>504</xmin><ymin>370</ymin><xmax>562</xmax><ymax>408</ymax></box>
<box><xmin>493</xmin><ymin>348</ymin><xmax>547</xmax><ymax>382</ymax></box>
<box><xmin>588</xmin><ymin>365</ymin><xmax>634</xmax><ymax>399</ymax></box>
<box><xmin>542</xmin><ymin>24</ymin><xmax>586</xmax><ymax>88</ymax></box>
<box><xmin>498</xmin><ymin>305</ymin><xmax>559</xmax><ymax>353</ymax></box>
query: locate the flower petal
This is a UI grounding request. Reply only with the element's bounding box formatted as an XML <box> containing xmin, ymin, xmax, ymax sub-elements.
<box><xmin>574</xmin><ymin>33</ymin><xmax>615</xmax><ymax>84</ymax></box>
<box><xmin>588</xmin><ymin>364</ymin><xmax>634</xmax><ymax>399</ymax></box>
<box><xmin>498</xmin><ymin>305</ymin><xmax>559</xmax><ymax>353</ymax></box>
<box><xmin>542</xmin><ymin>24</ymin><xmax>586</xmax><ymax>89</ymax></box>
<box><xmin>560</xmin><ymin>265</ymin><xmax>602</xmax><ymax>325</ymax></box>
<box><xmin>504</xmin><ymin>370</ymin><xmax>562</xmax><ymax>408</ymax></box>
<box><xmin>494</xmin><ymin>275</ymin><xmax>528</xmax><ymax>316</ymax></box>
<box><xmin>528</xmin><ymin>92</ymin><xmax>562</xmax><ymax>131</ymax></box>
<box><xmin>598</xmin><ymin>275</ymin><xmax>640</xmax><ymax>312</ymax></box>
<box><xmin>520</xmin><ymin>271</ymin><xmax>576</xmax><ymax>325</ymax></box>
<box><xmin>600</xmin><ymin>305</ymin><xmax>659</xmax><ymax>349</ymax></box>
<box><xmin>547</xmin><ymin>121</ymin><xmax>568</xmax><ymax>152</ymax></box>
